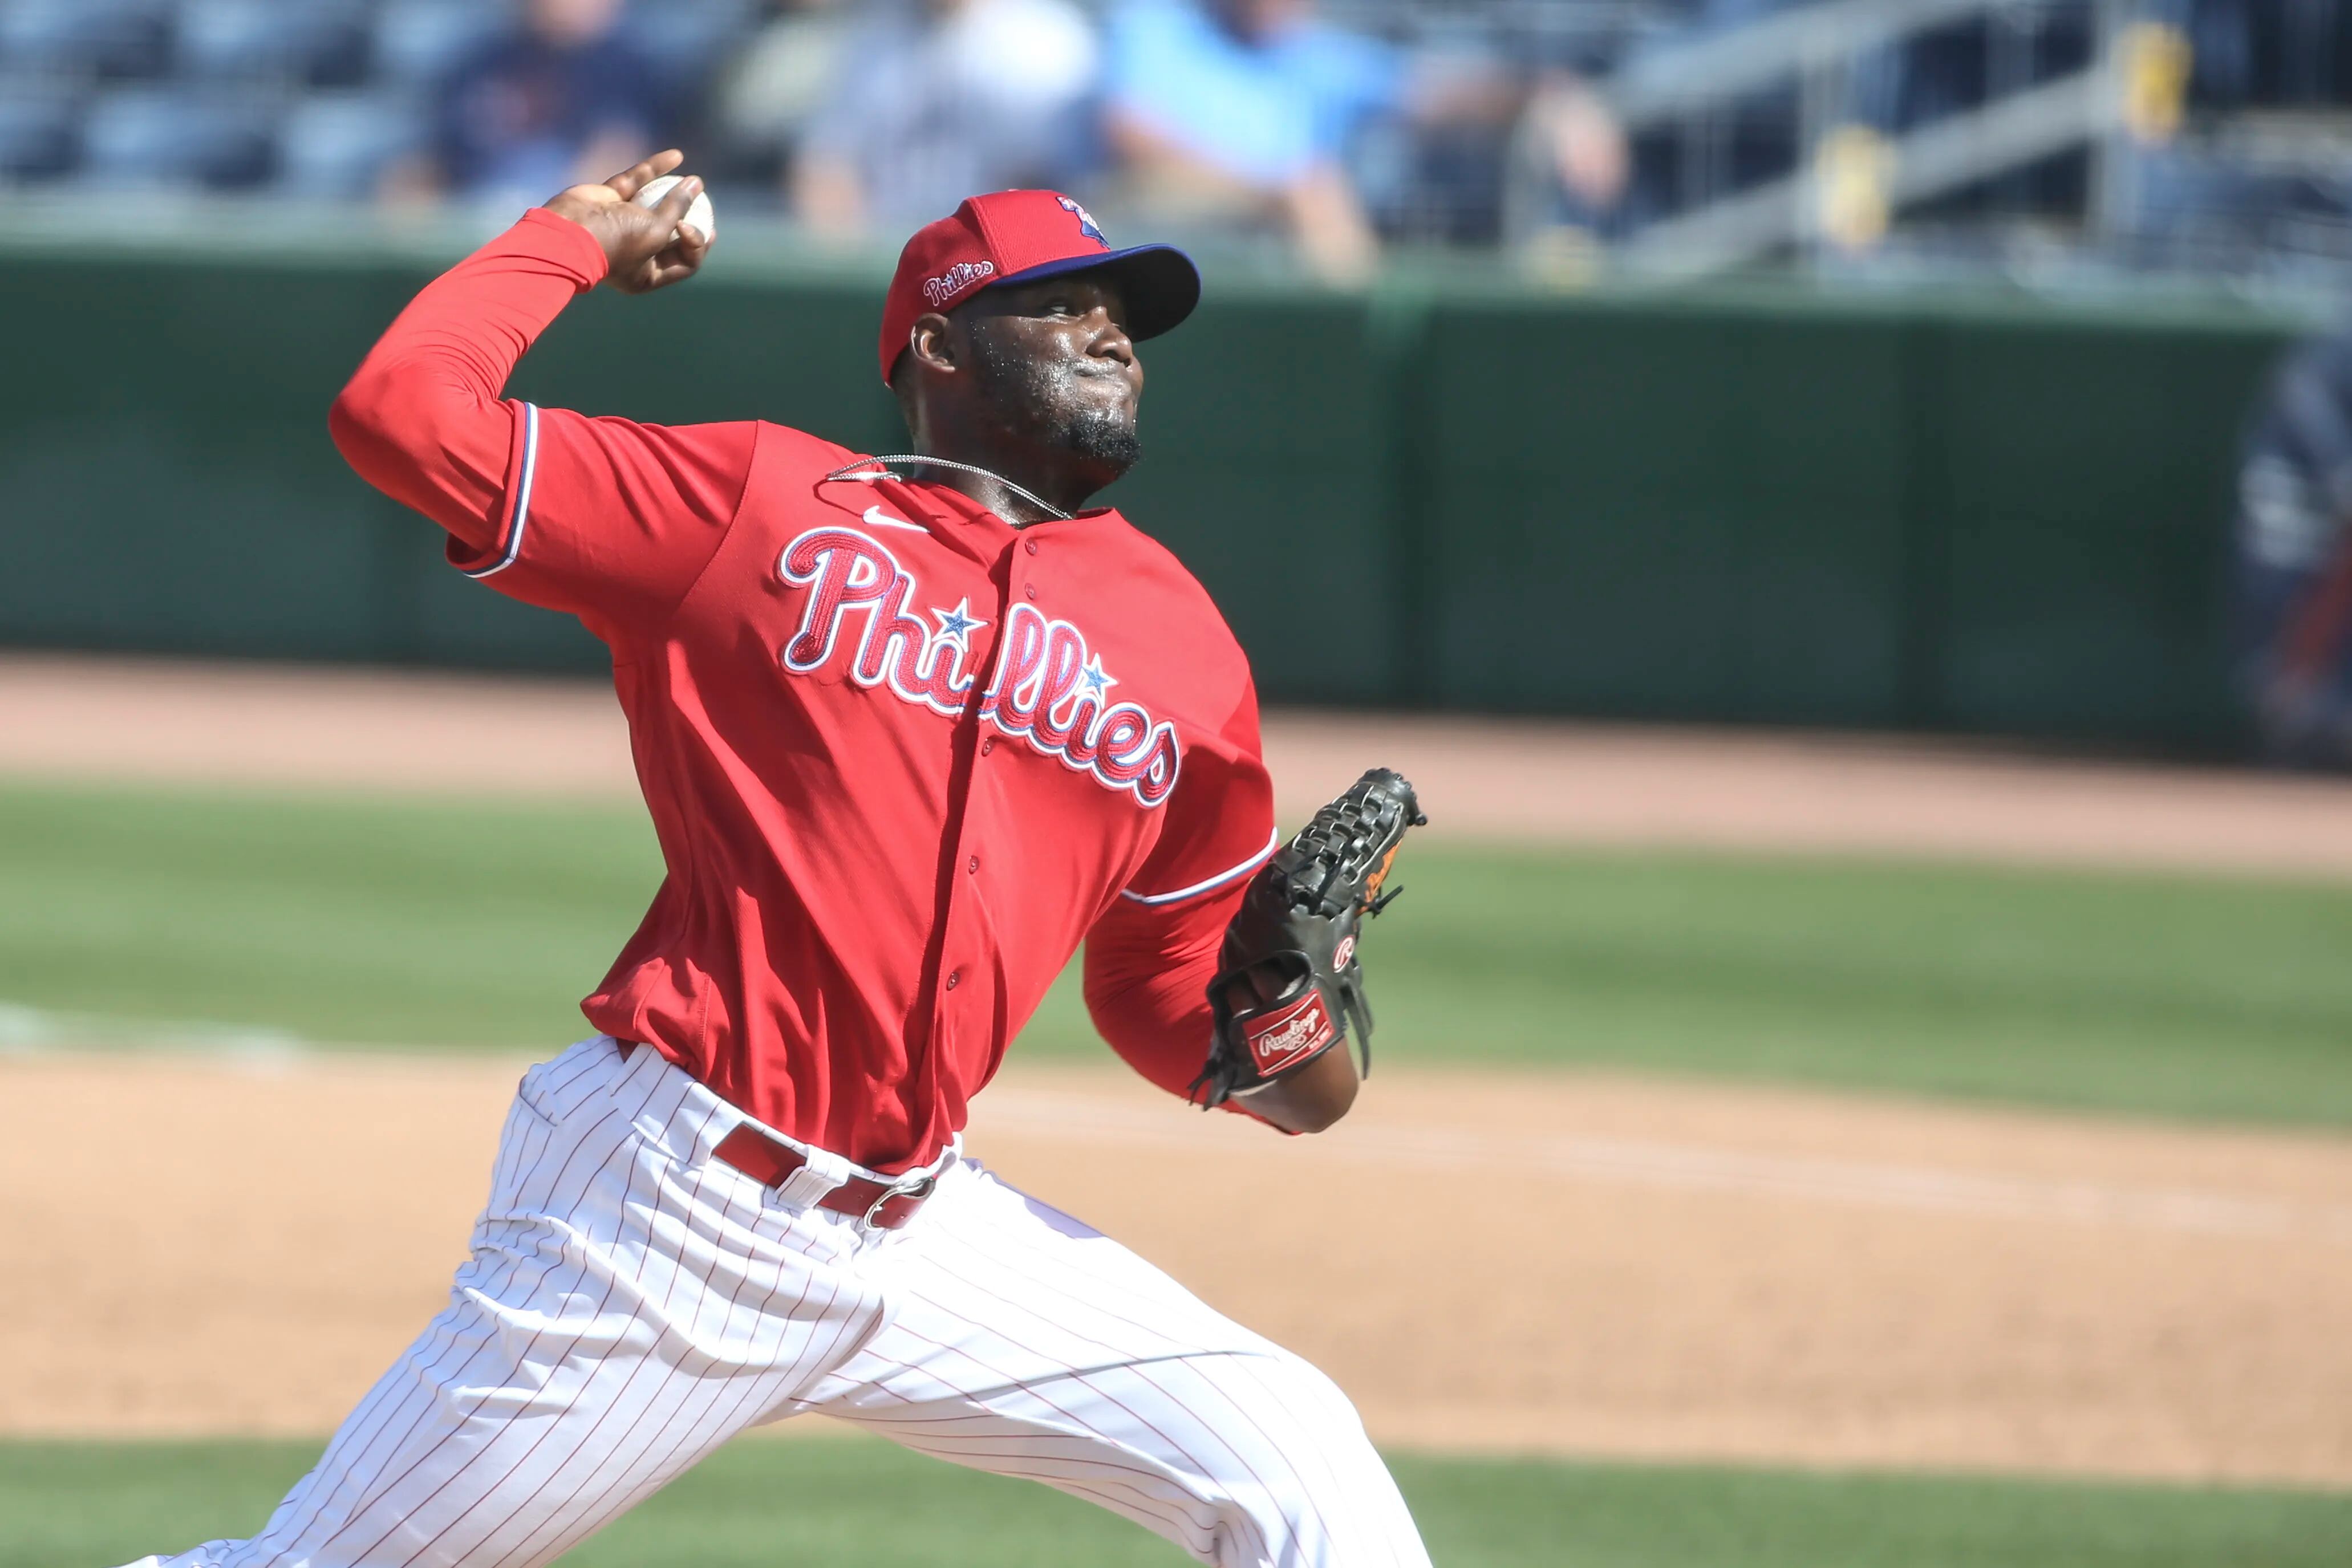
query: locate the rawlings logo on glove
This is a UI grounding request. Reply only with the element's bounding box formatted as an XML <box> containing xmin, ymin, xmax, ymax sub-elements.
<box><xmin>1191</xmin><ymin>768</ymin><xmax>1426</xmax><ymax>1108</ymax></box>
<box><xmin>1245</xmin><ymin>991</ymin><xmax>1338</xmax><ymax>1076</ymax></box>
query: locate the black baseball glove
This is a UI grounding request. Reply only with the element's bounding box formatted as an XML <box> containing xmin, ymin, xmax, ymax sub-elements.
<box><xmin>1190</xmin><ymin>768</ymin><xmax>1427</xmax><ymax>1108</ymax></box>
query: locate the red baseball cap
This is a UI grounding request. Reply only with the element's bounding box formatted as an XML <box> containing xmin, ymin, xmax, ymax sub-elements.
<box><xmin>878</xmin><ymin>189</ymin><xmax>1200</xmax><ymax>384</ymax></box>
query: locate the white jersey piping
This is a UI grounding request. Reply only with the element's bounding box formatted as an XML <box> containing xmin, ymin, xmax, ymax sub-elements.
<box><xmin>463</xmin><ymin>401</ymin><xmax>540</xmax><ymax>579</ymax></box>
<box><xmin>1119</xmin><ymin>826</ymin><xmax>1282</xmax><ymax>906</ymax></box>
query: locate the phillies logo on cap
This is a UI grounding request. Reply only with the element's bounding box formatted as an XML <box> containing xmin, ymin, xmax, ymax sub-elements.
<box><xmin>922</xmin><ymin>258</ymin><xmax>995</xmax><ymax>306</ymax></box>
<box><xmin>1057</xmin><ymin>196</ymin><xmax>1109</xmax><ymax>249</ymax></box>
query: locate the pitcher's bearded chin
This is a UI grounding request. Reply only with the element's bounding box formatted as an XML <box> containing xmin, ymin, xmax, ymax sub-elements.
<box><xmin>1060</xmin><ymin>409</ymin><xmax>1143</xmax><ymax>472</ymax></box>
<box><xmin>973</xmin><ymin>336</ymin><xmax>1143</xmax><ymax>478</ymax></box>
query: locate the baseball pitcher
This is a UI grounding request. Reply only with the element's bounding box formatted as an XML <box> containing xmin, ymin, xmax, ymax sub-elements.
<box><xmin>119</xmin><ymin>153</ymin><xmax>1430</xmax><ymax>1567</ymax></box>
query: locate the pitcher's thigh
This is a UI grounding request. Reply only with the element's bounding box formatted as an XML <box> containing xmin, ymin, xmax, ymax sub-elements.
<box><xmin>131</xmin><ymin>1278</ymin><xmax>752</xmax><ymax>1568</ymax></box>
<box><xmin>826</xmin><ymin>1166</ymin><xmax>1432</xmax><ymax>1568</ymax></box>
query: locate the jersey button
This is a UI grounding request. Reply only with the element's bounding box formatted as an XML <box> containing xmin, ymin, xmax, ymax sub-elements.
<box><xmin>967</xmin><ymin>855</ymin><xmax>980</xmax><ymax>874</ymax></box>
<box><xmin>980</xmin><ymin>736</ymin><xmax>995</xmax><ymax>755</ymax></box>
<box><xmin>1024</xmin><ymin>583</ymin><xmax>1037</xmax><ymax>600</ymax></box>
<box><xmin>1024</xmin><ymin>539</ymin><xmax>1039</xmax><ymax>555</ymax></box>
<box><xmin>944</xmin><ymin>970</ymin><xmax>962</xmax><ymax>990</ymax></box>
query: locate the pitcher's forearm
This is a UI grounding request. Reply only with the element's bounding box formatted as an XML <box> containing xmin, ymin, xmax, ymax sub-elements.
<box><xmin>1235</xmin><ymin>1045</ymin><xmax>1361</xmax><ymax>1134</ymax></box>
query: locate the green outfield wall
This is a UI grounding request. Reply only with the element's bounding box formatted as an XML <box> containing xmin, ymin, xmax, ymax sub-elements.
<box><xmin>0</xmin><ymin>233</ymin><xmax>2297</xmax><ymax>750</ymax></box>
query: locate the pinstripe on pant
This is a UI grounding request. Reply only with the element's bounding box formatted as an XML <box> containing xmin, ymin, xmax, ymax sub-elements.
<box><xmin>123</xmin><ymin>1036</ymin><xmax>1431</xmax><ymax>1568</ymax></box>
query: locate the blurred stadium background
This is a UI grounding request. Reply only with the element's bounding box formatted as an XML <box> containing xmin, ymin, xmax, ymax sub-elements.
<box><xmin>5</xmin><ymin>1</ymin><xmax>2352</xmax><ymax>1566</ymax></box>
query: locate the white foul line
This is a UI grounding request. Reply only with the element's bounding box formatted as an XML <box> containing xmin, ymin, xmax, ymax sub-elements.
<box><xmin>973</xmin><ymin>1089</ymin><xmax>2352</xmax><ymax>1248</ymax></box>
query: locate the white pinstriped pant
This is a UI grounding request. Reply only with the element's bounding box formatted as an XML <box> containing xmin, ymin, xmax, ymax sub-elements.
<box><xmin>125</xmin><ymin>1036</ymin><xmax>1430</xmax><ymax>1568</ymax></box>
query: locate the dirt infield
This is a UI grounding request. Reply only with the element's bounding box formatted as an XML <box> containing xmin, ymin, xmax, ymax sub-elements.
<box><xmin>5</xmin><ymin>653</ymin><xmax>2352</xmax><ymax>1487</ymax></box>
<box><xmin>6</xmin><ymin>1050</ymin><xmax>2349</xmax><ymax>1486</ymax></box>
<box><xmin>9</xmin><ymin>652</ymin><xmax>2352</xmax><ymax>878</ymax></box>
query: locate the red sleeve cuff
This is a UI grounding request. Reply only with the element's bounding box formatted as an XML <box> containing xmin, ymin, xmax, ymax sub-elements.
<box><xmin>511</xmin><ymin>206</ymin><xmax>611</xmax><ymax>291</ymax></box>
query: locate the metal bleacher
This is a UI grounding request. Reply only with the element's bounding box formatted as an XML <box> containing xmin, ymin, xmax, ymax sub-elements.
<box><xmin>1575</xmin><ymin>0</ymin><xmax>2123</xmax><ymax>273</ymax></box>
<box><xmin>0</xmin><ymin>0</ymin><xmax>2346</xmax><ymax>285</ymax></box>
<box><xmin>1505</xmin><ymin>0</ymin><xmax>2352</xmax><ymax>281</ymax></box>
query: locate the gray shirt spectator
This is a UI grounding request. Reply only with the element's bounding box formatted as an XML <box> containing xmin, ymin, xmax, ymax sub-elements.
<box><xmin>791</xmin><ymin>0</ymin><xmax>1101</xmax><ymax>238</ymax></box>
<box><xmin>713</xmin><ymin>1</ymin><xmax>855</xmax><ymax>174</ymax></box>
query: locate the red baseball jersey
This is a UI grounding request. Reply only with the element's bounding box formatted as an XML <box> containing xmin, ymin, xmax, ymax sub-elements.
<box><xmin>334</xmin><ymin>210</ymin><xmax>1277</xmax><ymax>1172</ymax></box>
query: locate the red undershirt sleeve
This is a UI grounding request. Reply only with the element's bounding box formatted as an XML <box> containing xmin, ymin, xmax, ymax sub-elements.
<box><xmin>329</xmin><ymin>206</ymin><xmax>756</xmax><ymax>644</ymax></box>
<box><xmin>1083</xmin><ymin>684</ymin><xmax>1280</xmax><ymax>1117</ymax></box>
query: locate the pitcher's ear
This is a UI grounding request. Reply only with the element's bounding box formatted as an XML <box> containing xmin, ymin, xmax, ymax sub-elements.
<box><xmin>909</xmin><ymin>313</ymin><xmax>958</xmax><ymax>376</ymax></box>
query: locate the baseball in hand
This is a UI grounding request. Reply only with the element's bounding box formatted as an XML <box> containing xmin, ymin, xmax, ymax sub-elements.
<box><xmin>634</xmin><ymin>174</ymin><xmax>716</xmax><ymax>243</ymax></box>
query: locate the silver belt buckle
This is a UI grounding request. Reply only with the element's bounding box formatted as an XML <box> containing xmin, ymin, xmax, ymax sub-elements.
<box><xmin>860</xmin><ymin>1172</ymin><xmax>937</xmax><ymax>1232</ymax></box>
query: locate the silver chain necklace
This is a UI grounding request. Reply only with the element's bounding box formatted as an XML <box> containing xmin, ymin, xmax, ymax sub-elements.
<box><xmin>824</xmin><ymin>454</ymin><xmax>1073</xmax><ymax>525</ymax></box>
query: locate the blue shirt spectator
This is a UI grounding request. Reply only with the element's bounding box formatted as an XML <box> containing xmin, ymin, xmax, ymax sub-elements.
<box><xmin>1104</xmin><ymin>0</ymin><xmax>1621</xmax><ymax>280</ymax></box>
<box><xmin>429</xmin><ymin>0</ymin><xmax>663</xmax><ymax>207</ymax></box>
<box><xmin>1105</xmin><ymin>0</ymin><xmax>1404</xmax><ymax>189</ymax></box>
<box><xmin>1102</xmin><ymin>0</ymin><xmax>1418</xmax><ymax>279</ymax></box>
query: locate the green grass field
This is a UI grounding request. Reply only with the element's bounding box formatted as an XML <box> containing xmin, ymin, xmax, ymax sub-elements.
<box><xmin>9</xmin><ymin>1435</ymin><xmax>2349</xmax><ymax>1568</ymax></box>
<box><xmin>3</xmin><ymin>781</ymin><xmax>2350</xmax><ymax>1126</ymax></box>
<box><xmin>6</xmin><ymin>779</ymin><xmax>2350</xmax><ymax>1566</ymax></box>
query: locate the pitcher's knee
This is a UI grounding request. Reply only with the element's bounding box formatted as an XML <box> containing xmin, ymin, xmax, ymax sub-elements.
<box><xmin>1259</xmin><ymin>1350</ymin><xmax>1378</xmax><ymax>1453</ymax></box>
<box><xmin>1195</xmin><ymin>1352</ymin><xmax>1422</xmax><ymax>1566</ymax></box>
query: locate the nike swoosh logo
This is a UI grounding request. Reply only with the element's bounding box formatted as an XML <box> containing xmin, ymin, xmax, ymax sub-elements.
<box><xmin>862</xmin><ymin>506</ymin><xmax>927</xmax><ymax>534</ymax></box>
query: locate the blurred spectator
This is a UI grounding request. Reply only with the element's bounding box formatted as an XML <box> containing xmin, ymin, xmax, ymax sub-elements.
<box><xmin>712</xmin><ymin>0</ymin><xmax>853</xmax><ymax>189</ymax></box>
<box><xmin>789</xmin><ymin>0</ymin><xmax>1100</xmax><ymax>239</ymax></box>
<box><xmin>2233</xmin><ymin>324</ymin><xmax>2352</xmax><ymax>769</ymax></box>
<box><xmin>1104</xmin><ymin>0</ymin><xmax>1624</xmax><ymax>282</ymax></box>
<box><xmin>387</xmin><ymin>0</ymin><xmax>663</xmax><ymax>210</ymax></box>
